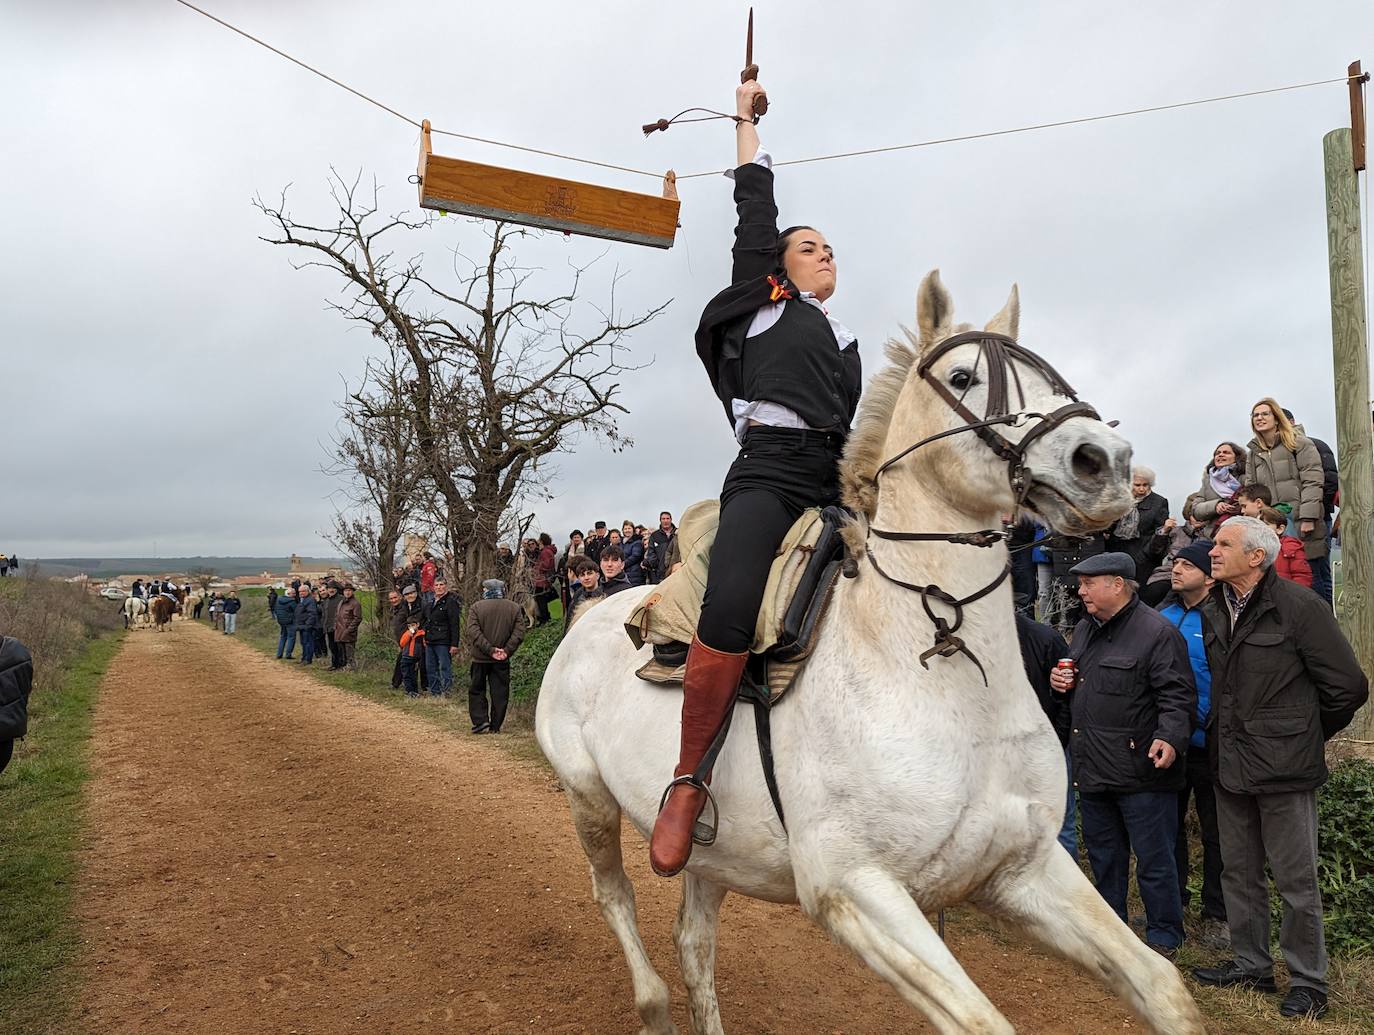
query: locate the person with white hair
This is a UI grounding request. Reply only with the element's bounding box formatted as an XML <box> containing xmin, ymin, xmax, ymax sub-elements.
<box><xmin>1108</xmin><ymin>464</ymin><xmax>1170</xmax><ymax>578</ymax></box>
<box><xmin>1192</xmin><ymin>516</ymin><xmax>1368</xmax><ymax>1021</ymax></box>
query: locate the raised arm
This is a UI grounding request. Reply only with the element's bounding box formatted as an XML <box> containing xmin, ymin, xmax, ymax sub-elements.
<box><xmin>730</xmin><ymin>80</ymin><xmax>780</xmax><ymax>285</ymax></box>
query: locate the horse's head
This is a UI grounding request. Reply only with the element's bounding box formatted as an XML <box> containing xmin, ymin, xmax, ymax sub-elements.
<box><xmin>841</xmin><ymin>270</ymin><xmax>1132</xmax><ymax>538</ymax></box>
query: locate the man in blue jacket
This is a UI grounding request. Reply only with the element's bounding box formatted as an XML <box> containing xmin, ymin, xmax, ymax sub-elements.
<box><xmin>273</xmin><ymin>585</ymin><xmax>299</xmax><ymax>659</ymax></box>
<box><xmin>1155</xmin><ymin>540</ymin><xmax>1228</xmax><ymax>950</ymax></box>
<box><xmin>294</xmin><ymin>583</ymin><xmax>320</xmax><ymax>664</ymax></box>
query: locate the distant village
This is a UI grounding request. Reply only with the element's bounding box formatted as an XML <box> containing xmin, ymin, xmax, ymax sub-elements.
<box><xmin>57</xmin><ymin>554</ymin><xmax>364</xmax><ymax>598</ymax></box>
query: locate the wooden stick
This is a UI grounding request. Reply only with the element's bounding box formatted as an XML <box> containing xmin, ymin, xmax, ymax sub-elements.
<box><xmin>417</xmin><ymin>118</ymin><xmax>433</xmax><ymax>206</ymax></box>
<box><xmin>1348</xmin><ymin>61</ymin><xmax>1367</xmax><ymax>173</ymax></box>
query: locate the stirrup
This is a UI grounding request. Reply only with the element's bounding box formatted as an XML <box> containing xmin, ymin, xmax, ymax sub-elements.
<box><xmin>657</xmin><ymin>774</ymin><xmax>720</xmax><ymax>847</ymax></box>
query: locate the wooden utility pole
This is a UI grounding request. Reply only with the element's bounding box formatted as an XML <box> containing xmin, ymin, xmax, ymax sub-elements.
<box><xmin>1325</xmin><ymin>59</ymin><xmax>1372</xmax><ymax>739</ymax></box>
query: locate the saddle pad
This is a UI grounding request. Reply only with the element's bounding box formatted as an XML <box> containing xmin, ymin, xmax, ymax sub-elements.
<box><xmin>634</xmin><ymin>656</ymin><xmax>805</xmax><ymax>705</ymax></box>
<box><xmin>624</xmin><ymin>500</ymin><xmax>826</xmax><ymax>656</ymax></box>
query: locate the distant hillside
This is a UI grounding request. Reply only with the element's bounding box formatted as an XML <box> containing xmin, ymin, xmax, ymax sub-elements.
<box><xmin>32</xmin><ymin>556</ymin><xmax>349</xmax><ymax>579</ymax></box>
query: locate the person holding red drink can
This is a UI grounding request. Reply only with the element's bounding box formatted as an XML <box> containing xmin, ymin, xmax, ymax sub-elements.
<box><xmin>1052</xmin><ymin>552</ymin><xmax>1197</xmax><ymax>958</ymax></box>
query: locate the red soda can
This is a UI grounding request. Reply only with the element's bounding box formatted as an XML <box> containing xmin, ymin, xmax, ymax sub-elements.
<box><xmin>1055</xmin><ymin>658</ymin><xmax>1077</xmax><ymax>688</ymax></box>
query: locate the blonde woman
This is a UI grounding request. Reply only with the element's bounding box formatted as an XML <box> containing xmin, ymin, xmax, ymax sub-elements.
<box><xmin>1246</xmin><ymin>398</ymin><xmax>1328</xmax><ymax>601</ymax></box>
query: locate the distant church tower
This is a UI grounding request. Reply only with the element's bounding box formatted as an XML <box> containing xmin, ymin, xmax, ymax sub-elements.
<box><xmin>289</xmin><ymin>553</ymin><xmax>303</xmax><ymax>574</ymax></box>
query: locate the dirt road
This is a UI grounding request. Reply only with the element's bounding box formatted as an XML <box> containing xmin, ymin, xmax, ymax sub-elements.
<box><xmin>73</xmin><ymin>622</ymin><xmax>1160</xmax><ymax>1033</ymax></box>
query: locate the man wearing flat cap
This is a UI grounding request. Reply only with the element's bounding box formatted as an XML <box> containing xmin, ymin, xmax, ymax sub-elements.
<box><xmin>1049</xmin><ymin>551</ymin><xmax>1197</xmax><ymax>956</ymax></box>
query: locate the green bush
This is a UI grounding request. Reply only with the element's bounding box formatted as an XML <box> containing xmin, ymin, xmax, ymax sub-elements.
<box><xmin>1315</xmin><ymin>758</ymin><xmax>1374</xmax><ymax>959</ymax></box>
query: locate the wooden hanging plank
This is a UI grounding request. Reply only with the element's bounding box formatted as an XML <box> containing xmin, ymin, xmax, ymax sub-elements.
<box><xmin>417</xmin><ymin>121</ymin><xmax>680</xmax><ymax>249</ymax></box>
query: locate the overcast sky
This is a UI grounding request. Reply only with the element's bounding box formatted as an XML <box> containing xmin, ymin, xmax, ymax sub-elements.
<box><xmin>3</xmin><ymin>1</ymin><xmax>1370</xmax><ymax>558</ymax></box>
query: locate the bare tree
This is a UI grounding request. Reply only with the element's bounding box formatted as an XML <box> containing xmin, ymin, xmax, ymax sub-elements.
<box><xmin>256</xmin><ymin>173</ymin><xmax>668</xmax><ymax>604</ymax></box>
<box><xmin>325</xmin><ymin>349</ymin><xmax>423</xmax><ymax>626</ymax></box>
<box><xmin>189</xmin><ymin>567</ymin><xmax>218</xmax><ymax>594</ymax></box>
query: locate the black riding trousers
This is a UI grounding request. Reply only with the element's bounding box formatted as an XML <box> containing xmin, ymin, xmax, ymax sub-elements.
<box><xmin>697</xmin><ymin>427</ymin><xmax>843</xmax><ymax>654</ymax></box>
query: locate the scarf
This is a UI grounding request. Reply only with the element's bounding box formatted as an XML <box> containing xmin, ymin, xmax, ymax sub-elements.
<box><xmin>1209</xmin><ymin>464</ymin><xmax>1241</xmax><ymax>500</ymax></box>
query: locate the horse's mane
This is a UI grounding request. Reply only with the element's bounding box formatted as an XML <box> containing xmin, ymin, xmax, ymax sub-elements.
<box><xmin>839</xmin><ymin>332</ymin><xmax>921</xmax><ymax>520</ymax></box>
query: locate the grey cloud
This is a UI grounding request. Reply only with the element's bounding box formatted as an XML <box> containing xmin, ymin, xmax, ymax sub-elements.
<box><xmin>3</xmin><ymin>1</ymin><xmax>1367</xmax><ymax>557</ymax></box>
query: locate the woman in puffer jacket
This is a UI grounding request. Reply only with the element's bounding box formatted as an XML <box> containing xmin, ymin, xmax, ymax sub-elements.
<box><xmin>1190</xmin><ymin>440</ymin><xmax>1247</xmax><ymax>536</ymax></box>
<box><xmin>1246</xmin><ymin>398</ymin><xmax>1326</xmax><ymax>569</ymax></box>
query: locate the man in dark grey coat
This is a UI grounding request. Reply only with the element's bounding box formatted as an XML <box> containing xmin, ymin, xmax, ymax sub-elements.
<box><xmin>1050</xmin><ymin>552</ymin><xmax>1196</xmax><ymax>955</ymax></box>
<box><xmin>1192</xmin><ymin>517</ymin><xmax>1369</xmax><ymax>1021</ymax></box>
<box><xmin>466</xmin><ymin>579</ymin><xmax>527</xmax><ymax>734</ymax></box>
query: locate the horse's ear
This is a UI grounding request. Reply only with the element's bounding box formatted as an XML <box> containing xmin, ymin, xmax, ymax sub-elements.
<box><xmin>984</xmin><ymin>283</ymin><xmax>1020</xmax><ymax>339</ymax></box>
<box><xmin>916</xmin><ymin>269</ymin><xmax>954</xmax><ymax>350</ymax></box>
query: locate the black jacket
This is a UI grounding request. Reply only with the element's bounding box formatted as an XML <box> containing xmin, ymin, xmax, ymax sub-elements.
<box><xmin>1065</xmin><ymin>595</ymin><xmax>1197</xmax><ymax>793</ymax></box>
<box><xmin>1016</xmin><ymin>614</ymin><xmax>1069</xmax><ymax>746</ymax></box>
<box><xmin>0</xmin><ymin>636</ymin><xmax>33</xmax><ymax>741</ymax></box>
<box><xmin>646</xmin><ymin>527</ymin><xmax>676</xmax><ymax>584</ymax></box>
<box><xmin>583</xmin><ymin>535</ymin><xmax>606</xmax><ymax>565</ymax></box>
<box><xmin>1008</xmin><ymin>517</ymin><xmax>1039</xmax><ymax>613</ymax></box>
<box><xmin>1201</xmin><ymin>568</ymin><xmax>1368</xmax><ymax>794</ymax></box>
<box><xmin>693</xmin><ymin>163</ymin><xmax>861</xmax><ymax>435</ymax></box>
<box><xmin>422</xmin><ymin>593</ymin><xmax>463</xmax><ymax>646</ymax></box>
<box><xmin>601</xmin><ymin>573</ymin><xmax>633</xmax><ymax>598</ymax></box>
<box><xmin>1108</xmin><ymin>491</ymin><xmax>1170</xmax><ymax>572</ymax></box>
<box><xmin>1049</xmin><ymin>531</ymin><xmax>1107</xmax><ymax>579</ymax></box>
<box><xmin>391</xmin><ymin>599</ymin><xmax>425</xmax><ymax>642</ymax></box>
<box><xmin>1310</xmin><ymin>435</ymin><xmax>1339</xmax><ymax>517</ymax></box>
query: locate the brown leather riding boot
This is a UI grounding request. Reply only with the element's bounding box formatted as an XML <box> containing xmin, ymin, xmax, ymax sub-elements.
<box><xmin>649</xmin><ymin>636</ymin><xmax>749</xmax><ymax>878</ymax></box>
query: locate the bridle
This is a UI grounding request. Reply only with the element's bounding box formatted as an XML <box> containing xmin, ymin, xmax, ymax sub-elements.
<box><xmin>862</xmin><ymin>331</ymin><xmax>1107</xmax><ymax>683</ymax></box>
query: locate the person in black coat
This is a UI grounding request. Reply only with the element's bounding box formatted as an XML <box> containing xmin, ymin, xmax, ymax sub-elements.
<box><xmin>1108</xmin><ymin>466</ymin><xmax>1170</xmax><ymax>578</ymax></box>
<box><xmin>420</xmin><ymin>578</ymin><xmax>462</xmax><ymax>696</ymax></box>
<box><xmin>1050</xmin><ymin>553</ymin><xmax>1196</xmax><ymax>955</ymax></box>
<box><xmin>1015</xmin><ymin>613</ymin><xmax>1074</xmax><ymax>853</ymax></box>
<box><xmin>651</xmin><ymin>76</ymin><xmax>864</xmax><ymax>880</ymax></box>
<box><xmin>0</xmin><ymin>635</ymin><xmax>34</xmax><ymax>776</ymax></box>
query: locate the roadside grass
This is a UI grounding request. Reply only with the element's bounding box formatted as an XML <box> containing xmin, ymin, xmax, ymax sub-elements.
<box><xmin>229</xmin><ymin>588</ymin><xmax>561</xmax><ymax>765</ymax></box>
<box><xmin>0</xmin><ymin>576</ymin><xmax>124</xmax><ymax>1034</ymax></box>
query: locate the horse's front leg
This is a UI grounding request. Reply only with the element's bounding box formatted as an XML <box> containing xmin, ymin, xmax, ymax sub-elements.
<box><xmin>796</xmin><ymin>861</ymin><xmax>1012</xmax><ymax>1035</ymax></box>
<box><xmin>675</xmin><ymin>873</ymin><xmax>727</xmax><ymax>1035</ymax></box>
<box><xmin>976</xmin><ymin>843</ymin><xmax>1205</xmax><ymax>1035</ymax></box>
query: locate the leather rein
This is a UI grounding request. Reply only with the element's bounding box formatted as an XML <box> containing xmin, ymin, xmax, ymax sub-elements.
<box><xmin>863</xmin><ymin>331</ymin><xmax>1104</xmax><ymax>683</ymax></box>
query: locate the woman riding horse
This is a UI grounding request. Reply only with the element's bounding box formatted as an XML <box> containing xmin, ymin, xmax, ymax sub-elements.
<box><xmin>649</xmin><ymin>78</ymin><xmax>863</xmax><ymax>877</ymax></box>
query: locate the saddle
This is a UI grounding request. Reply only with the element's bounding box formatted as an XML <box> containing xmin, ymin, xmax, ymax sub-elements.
<box><xmin>623</xmin><ymin>501</ymin><xmax>849</xmax><ymax>702</ymax></box>
<box><xmin>622</xmin><ymin>502</ymin><xmax>849</xmax><ymax>831</ymax></box>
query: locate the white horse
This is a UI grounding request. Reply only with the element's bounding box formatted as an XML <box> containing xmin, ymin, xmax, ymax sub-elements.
<box><xmin>123</xmin><ymin>595</ymin><xmax>148</xmax><ymax>630</ymax></box>
<box><xmin>536</xmin><ymin>272</ymin><xmax>1205</xmax><ymax>1035</ymax></box>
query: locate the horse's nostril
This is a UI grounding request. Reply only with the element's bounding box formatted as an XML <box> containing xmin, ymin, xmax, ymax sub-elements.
<box><xmin>1072</xmin><ymin>442</ymin><xmax>1109</xmax><ymax>482</ymax></box>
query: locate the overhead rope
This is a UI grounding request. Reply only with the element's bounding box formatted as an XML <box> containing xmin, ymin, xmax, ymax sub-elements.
<box><xmin>675</xmin><ymin>73</ymin><xmax>1367</xmax><ymax>179</ymax></box>
<box><xmin>172</xmin><ymin>1</ymin><xmax>1362</xmax><ymax>187</ymax></box>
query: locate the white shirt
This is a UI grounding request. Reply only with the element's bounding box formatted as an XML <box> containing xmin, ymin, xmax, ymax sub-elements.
<box><xmin>726</xmin><ymin>146</ymin><xmax>857</xmax><ymax>443</ymax></box>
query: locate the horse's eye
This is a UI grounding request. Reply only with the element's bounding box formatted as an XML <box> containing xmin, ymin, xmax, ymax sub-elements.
<box><xmin>950</xmin><ymin>369</ymin><xmax>975</xmax><ymax>391</ymax></box>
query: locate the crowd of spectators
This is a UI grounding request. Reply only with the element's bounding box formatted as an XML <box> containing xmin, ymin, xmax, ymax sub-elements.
<box><xmin>1010</xmin><ymin>396</ymin><xmax>1368</xmax><ymax>1022</ymax></box>
<box><xmin>267</xmin><ymin>578</ymin><xmax>362</xmax><ymax>668</ymax></box>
